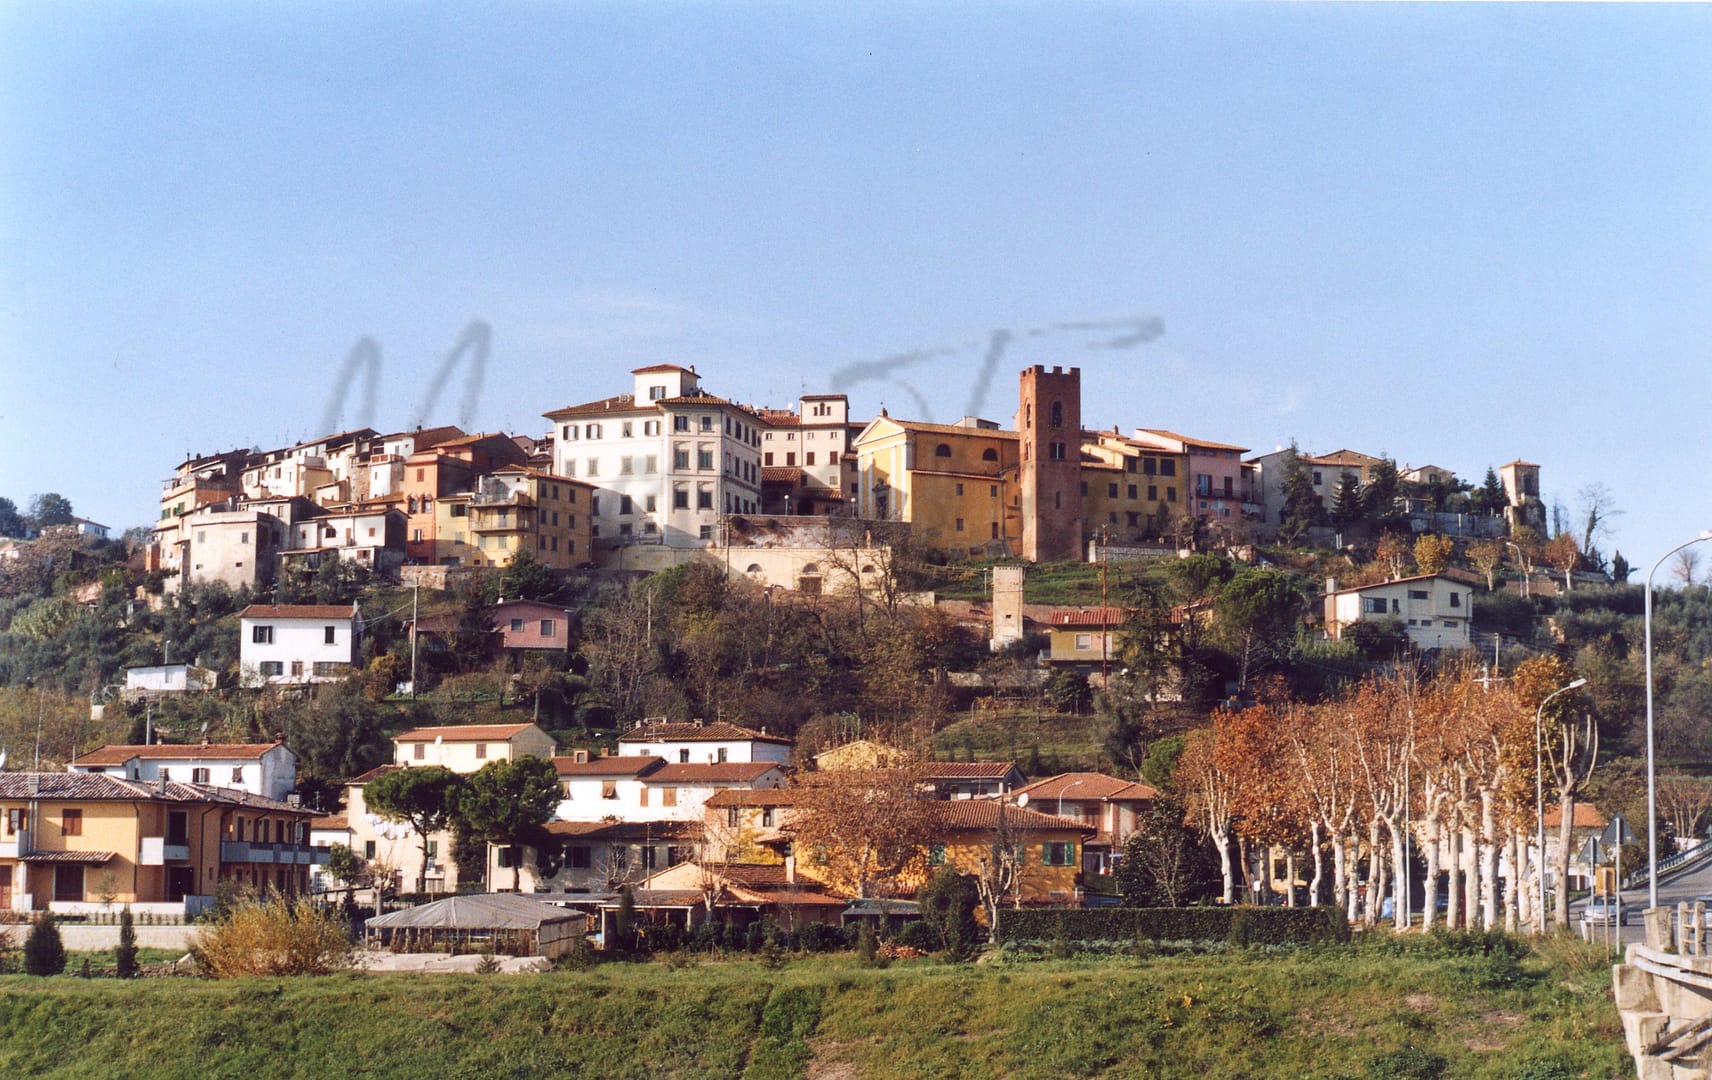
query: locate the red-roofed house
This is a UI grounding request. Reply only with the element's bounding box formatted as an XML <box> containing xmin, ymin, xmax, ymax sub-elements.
<box><xmin>238</xmin><ymin>602</ymin><xmax>364</xmax><ymax>687</ymax></box>
<box><xmin>549</xmin><ymin>752</ymin><xmax>785</xmax><ymax>824</ymax></box>
<box><xmin>1006</xmin><ymin>772</ymin><xmax>1159</xmax><ymax>874</ymax></box>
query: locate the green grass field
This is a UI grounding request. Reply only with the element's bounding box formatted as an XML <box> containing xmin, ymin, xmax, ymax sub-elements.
<box><xmin>0</xmin><ymin>934</ymin><xmax>1631</xmax><ymax>1079</ymax></box>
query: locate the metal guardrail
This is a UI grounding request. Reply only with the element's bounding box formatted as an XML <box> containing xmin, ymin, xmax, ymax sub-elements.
<box><xmin>1625</xmin><ymin>841</ymin><xmax>1712</xmax><ymax>890</ymax></box>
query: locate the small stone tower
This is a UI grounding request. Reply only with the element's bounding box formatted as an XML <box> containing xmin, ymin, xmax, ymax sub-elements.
<box><xmin>990</xmin><ymin>564</ymin><xmax>1025</xmax><ymax>650</ymax></box>
<box><xmin>1018</xmin><ymin>365</ymin><xmax>1084</xmax><ymax>563</ymax></box>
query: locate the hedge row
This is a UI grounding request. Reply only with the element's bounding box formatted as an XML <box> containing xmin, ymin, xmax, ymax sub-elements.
<box><xmin>994</xmin><ymin>906</ymin><xmax>1350</xmax><ymax>946</ymax></box>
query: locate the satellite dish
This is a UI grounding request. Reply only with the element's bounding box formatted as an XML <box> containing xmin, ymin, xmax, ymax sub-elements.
<box><xmin>1016</xmin><ymin>792</ymin><xmax>1029</xmax><ymax>807</ymax></box>
<box><xmin>435</xmin><ymin>736</ymin><xmax>444</xmax><ymax>745</ymax></box>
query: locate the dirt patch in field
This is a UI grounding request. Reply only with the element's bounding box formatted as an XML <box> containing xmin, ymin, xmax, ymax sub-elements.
<box><xmin>1404</xmin><ymin>994</ymin><xmax>1438</xmax><ymax>1013</ymax></box>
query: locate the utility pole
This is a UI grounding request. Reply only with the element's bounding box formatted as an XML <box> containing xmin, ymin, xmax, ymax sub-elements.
<box><xmin>409</xmin><ymin>583</ymin><xmax>419</xmax><ymax>699</ymax></box>
<box><xmin>1099</xmin><ymin>525</ymin><xmax>1111</xmax><ymax>684</ymax></box>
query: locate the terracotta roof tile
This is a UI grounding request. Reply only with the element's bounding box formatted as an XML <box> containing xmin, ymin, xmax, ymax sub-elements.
<box><xmin>915</xmin><ymin>762</ymin><xmax>1020</xmax><ymax>780</ymax></box>
<box><xmin>619</xmin><ymin>721</ymin><xmax>793</xmax><ymax>746</ymax></box>
<box><xmin>394</xmin><ymin>724</ymin><xmax>541</xmax><ymax>743</ymax></box>
<box><xmin>552</xmin><ymin>755</ymin><xmax>664</xmax><ymax>778</ymax></box>
<box><xmin>543</xmin><ymin>395</ymin><xmax>647</xmax><ymax>419</ymax></box>
<box><xmin>645</xmin><ymin>762</ymin><xmax>782</xmax><ymax>784</ymax></box>
<box><xmin>928</xmin><ymin>799</ymin><xmax>1093</xmax><ymax>833</ymax></box>
<box><xmin>238</xmin><ymin>604</ymin><xmax>358</xmax><ymax>620</ymax></box>
<box><xmin>1010</xmin><ymin>772</ymin><xmax>1159</xmax><ymax>804</ymax></box>
<box><xmin>74</xmin><ymin>742</ymin><xmax>285</xmax><ymax>767</ymax></box>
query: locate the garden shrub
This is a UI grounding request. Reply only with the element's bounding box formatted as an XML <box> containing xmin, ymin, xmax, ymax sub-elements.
<box><xmin>23</xmin><ymin>913</ymin><xmax>66</xmax><ymax>976</ymax></box>
<box><xmin>189</xmin><ymin>895</ymin><xmax>352</xmax><ymax>977</ymax></box>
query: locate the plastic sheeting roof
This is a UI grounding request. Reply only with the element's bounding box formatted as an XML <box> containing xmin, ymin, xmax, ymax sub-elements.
<box><xmin>366</xmin><ymin>893</ymin><xmax>581</xmax><ymax>931</ymax></box>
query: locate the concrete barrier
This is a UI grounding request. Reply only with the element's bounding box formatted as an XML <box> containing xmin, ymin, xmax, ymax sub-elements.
<box><xmin>55</xmin><ymin>924</ymin><xmax>196</xmax><ymax>953</ymax></box>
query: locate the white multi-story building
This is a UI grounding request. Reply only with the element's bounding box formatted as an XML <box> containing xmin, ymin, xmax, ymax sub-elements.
<box><xmin>71</xmin><ymin>742</ymin><xmax>299</xmax><ymax>801</ymax></box>
<box><xmin>543</xmin><ymin>365</ymin><xmax>767</xmax><ymax>553</ymax></box>
<box><xmin>237</xmin><ymin>602</ymin><xmax>364</xmax><ymax>687</ymax></box>
<box><xmin>756</xmin><ymin>393</ymin><xmax>863</xmax><ymax>516</ymax></box>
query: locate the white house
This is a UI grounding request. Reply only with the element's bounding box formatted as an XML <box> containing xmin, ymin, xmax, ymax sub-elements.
<box><xmin>1323</xmin><ymin>574</ymin><xmax>1474</xmax><ymax>652</ymax></box>
<box><xmin>70</xmin><ymin>741</ymin><xmax>298</xmax><ymax>801</ymax></box>
<box><xmin>616</xmin><ymin>720</ymin><xmax>794</xmax><ymax>766</ymax></box>
<box><xmin>238</xmin><ymin>602</ymin><xmax>364</xmax><ymax>687</ymax></box>
<box><xmin>550</xmin><ymin>752</ymin><xmax>785</xmax><ymax>824</ymax></box>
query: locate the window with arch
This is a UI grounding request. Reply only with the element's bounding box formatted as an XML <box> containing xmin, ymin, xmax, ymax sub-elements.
<box><xmin>934</xmin><ymin>444</ymin><xmax>952</xmax><ymax>458</ymax></box>
<box><xmin>981</xmin><ymin>448</ymin><xmax>998</xmax><ymax>462</ymax></box>
<box><xmin>745</xmin><ymin>563</ymin><xmax>763</xmax><ymax>575</ymax></box>
<box><xmin>1050</xmin><ymin>401</ymin><xmax>1063</xmax><ymax>429</ymax></box>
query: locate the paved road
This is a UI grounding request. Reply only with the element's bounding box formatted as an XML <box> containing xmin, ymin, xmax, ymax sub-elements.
<box><xmin>1566</xmin><ymin>853</ymin><xmax>1712</xmax><ymax>949</ymax></box>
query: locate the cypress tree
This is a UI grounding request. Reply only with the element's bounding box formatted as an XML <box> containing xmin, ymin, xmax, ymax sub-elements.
<box><xmin>116</xmin><ymin>907</ymin><xmax>139</xmax><ymax>978</ymax></box>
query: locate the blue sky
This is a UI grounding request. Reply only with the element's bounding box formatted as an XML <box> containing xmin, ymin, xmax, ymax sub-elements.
<box><xmin>2</xmin><ymin>3</ymin><xmax>1708</xmax><ymax>575</ymax></box>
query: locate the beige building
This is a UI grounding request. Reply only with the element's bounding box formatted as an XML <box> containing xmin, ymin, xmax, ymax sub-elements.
<box><xmin>392</xmin><ymin>723</ymin><xmax>558</xmax><ymax>772</ymax></box>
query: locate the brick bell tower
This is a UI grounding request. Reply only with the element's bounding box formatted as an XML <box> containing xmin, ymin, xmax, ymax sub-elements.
<box><xmin>1018</xmin><ymin>365</ymin><xmax>1083</xmax><ymax>562</ymax></box>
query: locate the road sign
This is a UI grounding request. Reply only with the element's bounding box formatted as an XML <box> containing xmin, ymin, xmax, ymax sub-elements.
<box><xmin>1580</xmin><ymin>836</ymin><xmax>1603</xmax><ymax>867</ymax></box>
<box><xmin>1602</xmin><ymin>812</ymin><xmax>1637</xmax><ymax>848</ymax></box>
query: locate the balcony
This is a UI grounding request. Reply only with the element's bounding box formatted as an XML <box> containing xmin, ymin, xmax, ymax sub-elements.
<box><xmin>470</xmin><ymin>489</ymin><xmax>533</xmax><ymax>508</ymax></box>
<box><xmin>139</xmin><ymin>836</ymin><xmax>191</xmax><ymax>865</ymax></box>
<box><xmin>0</xmin><ymin>830</ymin><xmax>29</xmax><ymax>859</ymax></box>
<box><xmin>220</xmin><ymin>841</ymin><xmax>329</xmax><ymax>866</ymax></box>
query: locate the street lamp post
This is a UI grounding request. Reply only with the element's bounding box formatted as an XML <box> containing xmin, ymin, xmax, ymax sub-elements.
<box><xmin>1646</xmin><ymin>531</ymin><xmax>1712</xmax><ymax>911</ymax></box>
<box><xmin>1536</xmin><ymin>676</ymin><xmax>1588</xmax><ymax>935</ymax></box>
<box><xmin>1058</xmin><ymin>778</ymin><xmax>1087</xmax><ymax>820</ymax></box>
<box><xmin>1505</xmin><ymin>542</ymin><xmax>1530</xmax><ymax>598</ymax></box>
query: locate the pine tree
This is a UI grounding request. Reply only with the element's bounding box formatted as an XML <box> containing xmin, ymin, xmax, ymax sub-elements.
<box><xmin>1331</xmin><ymin>472</ymin><xmax>1364</xmax><ymax>528</ymax></box>
<box><xmin>116</xmin><ymin>907</ymin><xmax>139</xmax><ymax>978</ymax></box>
<box><xmin>23</xmin><ymin>913</ymin><xmax>66</xmax><ymax>976</ymax></box>
<box><xmin>1277</xmin><ymin>444</ymin><xmax>1321</xmax><ymax>541</ymax></box>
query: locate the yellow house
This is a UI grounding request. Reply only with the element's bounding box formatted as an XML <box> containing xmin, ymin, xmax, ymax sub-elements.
<box><xmin>1046</xmin><ymin>607</ymin><xmax>1127</xmax><ymax>669</ymax></box>
<box><xmin>919</xmin><ymin>800</ymin><xmax>1093</xmax><ymax>907</ymax></box>
<box><xmin>0</xmin><ymin>772</ymin><xmax>318</xmax><ymax>915</ymax></box>
<box><xmin>704</xmin><ymin>787</ymin><xmax>1091</xmax><ymax>906</ymax></box>
<box><xmin>852</xmin><ymin>415</ymin><xmax>1021</xmax><ymax>558</ymax></box>
<box><xmin>1080</xmin><ymin>431</ymin><xmax>1186</xmax><ymax>543</ymax></box>
<box><xmin>456</xmin><ymin>468</ymin><xmax>593</xmax><ymax>571</ymax></box>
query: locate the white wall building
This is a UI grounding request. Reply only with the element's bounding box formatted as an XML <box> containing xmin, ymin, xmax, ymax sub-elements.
<box><xmin>550</xmin><ymin>754</ymin><xmax>785</xmax><ymax>824</ymax></box>
<box><xmin>70</xmin><ymin>742</ymin><xmax>299</xmax><ymax>801</ymax></box>
<box><xmin>238</xmin><ymin>602</ymin><xmax>364</xmax><ymax>687</ymax></box>
<box><xmin>616</xmin><ymin>720</ymin><xmax>794</xmax><ymax>766</ymax></box>
<box><xmin>543</xmin><ymin>364</ymin><xmax>768</xmax><ymax>555</ymax></box>
<box><xmin>1323</xmin><ymin>574</ymin><xmax>1474</xmax><ymax>652</ymax></box>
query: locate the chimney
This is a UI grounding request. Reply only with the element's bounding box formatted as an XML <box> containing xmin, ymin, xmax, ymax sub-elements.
<box><xmin>784</xmin><ymin>854</ymin><xmax>796</xmax><ymax>885</ymax></box>
<box><xmin>1326</xmin><ymin>577</ymin><xmax>1339</xmax><ymax>595</ymax></box>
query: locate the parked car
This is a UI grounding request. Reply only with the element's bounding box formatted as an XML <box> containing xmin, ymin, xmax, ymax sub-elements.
<box><xmin>1581</xmin><ymin>897</ymin><xmax>1628</xmax><ymax>927</ymax></box>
